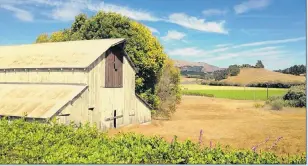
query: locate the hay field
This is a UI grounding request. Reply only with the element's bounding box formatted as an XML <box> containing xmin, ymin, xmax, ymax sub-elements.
<box><xmin>108</xmin><ymin>96</ymin><xmax>306</xmax><ymax>155</ymax></box>
<box><xmin>222</xmin><ymin>68</ymin><xmax>305</xmax><ymax>85</ymax></box>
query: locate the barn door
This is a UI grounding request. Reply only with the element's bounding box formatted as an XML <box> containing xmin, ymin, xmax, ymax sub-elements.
<box><xmin>105</xmin><ymin>48</ymin><xmax>123</xmax><ymax>88</ymax></box>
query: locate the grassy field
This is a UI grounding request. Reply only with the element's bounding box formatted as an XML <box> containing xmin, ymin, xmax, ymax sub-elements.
<box><xmin>109</xmin><ymin>96</ymin><xmax>306</xmax><ymax>156</ymax></box>
<box><xmin>222</xmin><ymin>68</ymin><xmax>305</xmax><ymax>85</ymax></box>
<box><xmin>181</xmin><ymin>84</ymin><xmax>288</xmax><ymax>100</ymax></box>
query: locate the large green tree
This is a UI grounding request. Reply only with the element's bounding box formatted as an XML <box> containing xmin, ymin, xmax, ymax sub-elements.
<box><xmin>35</xmin><ymin>12</ymin><xmax>181</xmax><ymax>114</ymax></box>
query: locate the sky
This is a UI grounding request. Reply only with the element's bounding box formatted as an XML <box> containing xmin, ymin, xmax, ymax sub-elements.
<box><xmin>0</xmin><ymin>0</ymin><xmax>306</xmax><ymax>70</ymax></box>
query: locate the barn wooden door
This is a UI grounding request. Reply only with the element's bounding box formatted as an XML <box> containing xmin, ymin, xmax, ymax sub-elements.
<box><xmin>105</xmin><ymin>47</ymin><xmax>123</xmax><ymax>88</ymax></box>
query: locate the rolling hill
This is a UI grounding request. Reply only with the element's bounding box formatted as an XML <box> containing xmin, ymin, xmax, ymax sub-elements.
<box><xmin>173</xmin><ymin>59</ymin><xmax>223</xmax><ymax>73</ymax></box>
<box><xmin>221</xmin><ymin>68</ymin><xmax>306</xmax><ymax>85</ymax></box>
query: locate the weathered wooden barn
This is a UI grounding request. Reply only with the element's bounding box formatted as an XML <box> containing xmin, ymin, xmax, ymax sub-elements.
<box><xmin>0</xmin><ymin>38</ymin><xmax>151</xmax><ymax>130</ymax></box>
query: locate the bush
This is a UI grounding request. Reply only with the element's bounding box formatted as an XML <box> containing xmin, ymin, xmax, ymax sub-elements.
<box><xmin>283</xmin><ymin>85</ymin><xmax>306</xmax><ymax>107</ymax></box>
<box><xmin>270</xmin><ymin>99</ymin><xmax>284</xmax><ymax>110</ymax></box>
<box><xmin>0</xmin><ymin>118</ymin><xmax>305</xmax><ymax>164</ymax></box>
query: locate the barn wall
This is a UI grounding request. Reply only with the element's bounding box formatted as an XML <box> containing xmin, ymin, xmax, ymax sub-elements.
<box><xmin>135</xmin><ymin>97</ymin><xmax>151</xmax><ymax>124</ymax></box>
<box><xmin>87</xmin><ymin>54</ymin><xmax>105</xmax><ymax>129</ymax></box>
<box><xmin>56</xmin><ymin>89</ymin><xmax>92</xmax><ymax>125</ymax></box>
<box><xmin>0</xmin><ymin>69</ymin><xmax>88</xmax><ymax>84</ymax></box>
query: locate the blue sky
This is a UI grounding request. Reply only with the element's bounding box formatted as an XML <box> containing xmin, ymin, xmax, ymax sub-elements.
<box><xmin>0</xmin><ymin>0</ymin><xmax>306</xmax><ymax>70</ymax></box>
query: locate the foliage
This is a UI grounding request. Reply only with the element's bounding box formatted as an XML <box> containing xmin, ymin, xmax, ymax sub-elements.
<box><xmin>246</xmin><ymin>81</ymin><xmax>304</xmax><ymax>88</ymax></box>
<box><xmin>155</xmin><ymin>59</ymin><xmax>181</xmax><ymax>118</ymax></box>
<box><xmin>283</xmin><ymin>85</ymin><xmax>306</xmax><ymax>107</ymax></box>
<box><xmin>240</xmin><ymin>64</ymin><xmax>255</xmax><ymax>68</ymax></box>
<box><xmin>0</xmin><ymin>118</ymin><xmax>305</xmax><ymax>164</ymax></box>
<box><xmin>35</xmin><ymin>33</ymin><xmax>49</xmax><ymax>43</ymax></box>
<box><xmin>34</xmin><ymin>12</ymin><xmax>181</xmax><ymax>110</ymax></box>
<box><xmin>255</xmin><ymin>60</ymin><xmax>265</xmax><ymax>68</ymax></box>
<box><xmin>213</xmin><ymin>69</ymin><xmax>228</xmax><ymax>81</ymax></box>
<box><xmin>275</xmin><ymin>65</ymin><xmax>306</xmax><ymax>76</ymax></box>
<box><xmin>270</xmin><ymin>99</ymin><xmax>284</xmax><ymax>110</ymax></box>
<box><xmin>228</xmin><ymin>65</ymin><xmax>240</xmax><ymax>76</ymax></box>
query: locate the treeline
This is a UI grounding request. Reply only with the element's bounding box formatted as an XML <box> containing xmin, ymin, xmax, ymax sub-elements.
<box><xmin>274</xmin><ymin>65</ymin><xmax>306</xmax><ymax>76</ymax></box>
<box><xmin>202</xmin><ymin>80</ymin><xmax>305</xmax><ymax>88</ymax></box>
<box><xmin>213</xmin><ymin>60</ymin><xmax>265</xmax><ymax>81</ymax></box>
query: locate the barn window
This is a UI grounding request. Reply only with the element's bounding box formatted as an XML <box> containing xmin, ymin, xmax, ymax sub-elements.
<box><xmin>105</xmin><ymin>47</ymin><xmax>123</xmax><ymax>88</ymax></box>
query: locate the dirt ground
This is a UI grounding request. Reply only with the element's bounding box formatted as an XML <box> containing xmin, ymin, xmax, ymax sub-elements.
<box><xmin>108</xmin><ymin>96</ymin><xmax>306</xmax><ymax>155</ymax></box>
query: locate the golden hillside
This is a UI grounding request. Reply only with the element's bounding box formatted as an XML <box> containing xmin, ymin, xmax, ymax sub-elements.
<box><xmin>222</xmin><ymin>68</ymin><xmax>306</xmax><ymax>85</ymax></box>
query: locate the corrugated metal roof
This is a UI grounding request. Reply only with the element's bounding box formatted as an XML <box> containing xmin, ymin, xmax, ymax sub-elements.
<box><xmin>0</xmin><ymin>38</ymin><xmax>125</xmax><ymax>69</ymax></box>
<box><xmin>0</xmin><ymin>84</ymin><xmax>87</xmax><ymax>119</ymax></box>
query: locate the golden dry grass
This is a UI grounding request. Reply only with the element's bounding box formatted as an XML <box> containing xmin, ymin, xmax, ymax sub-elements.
<box><xmin>222</xmin><ymin>68</ymin><xmax>305</xmax><ymax>85</ymax></box>
<box><xmin>108</xmin><ymin>96</ymin><xmax>306</xmax><ymax>155</ymax></box>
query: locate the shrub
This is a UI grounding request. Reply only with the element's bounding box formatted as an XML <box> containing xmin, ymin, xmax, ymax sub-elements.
<box><xmin>270</xmin><ymin>99</ymin><xmax>284</xmax><ymax>110</ymax></box>
<box><xmin>283</xmin><ymin>85</ymin><xmax>306</xmax><ymax>107</ymax></box>
<box><xmin>0</xmin><ymin>118</ymin><xmax>305</xmax><ymax>164</ymax></box>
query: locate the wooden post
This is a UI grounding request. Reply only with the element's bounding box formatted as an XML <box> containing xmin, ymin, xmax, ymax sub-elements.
<box><xmin>267</xmin><ymin>84</ymin><xmax>269</xmax><ymax>100</ymax></box>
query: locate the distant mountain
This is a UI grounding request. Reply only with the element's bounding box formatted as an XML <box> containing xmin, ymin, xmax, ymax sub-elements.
<box><xmin>173</xmin><ymin>59</ymin><xmax>224</xmax><ymax>73</ymax></box>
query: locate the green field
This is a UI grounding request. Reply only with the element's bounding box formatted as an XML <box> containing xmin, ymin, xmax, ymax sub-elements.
<box><xmin>181</xmin><ymin>84</ymin><xmax>288</xmax><ymax>100</ymax></box>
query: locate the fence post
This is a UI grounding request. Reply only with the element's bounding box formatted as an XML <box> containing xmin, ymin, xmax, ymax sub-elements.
<box><xmin>267</xmin><ymin>84</ymin><xmax>269</xmax><ymax>100</ymax></box>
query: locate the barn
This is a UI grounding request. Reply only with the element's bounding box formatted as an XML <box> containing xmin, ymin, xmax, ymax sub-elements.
<box><xmin>0</xmin><ymin>38</ymin><xmax>152</xmax><ymax>130</ymax></box>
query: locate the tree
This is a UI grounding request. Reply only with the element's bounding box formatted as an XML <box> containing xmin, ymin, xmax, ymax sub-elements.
<box><xmin>155</xmin><ymin>59</ymin><xmax>181</xmax><ymax>118</ymax></box>
<box><xmin>35</xmin><ymin>33</ymin><xmax>49</xmax><ymax>43</ymax></box>
<box><xmin>228</xmin><ymin>65</ymin><xmax>240</xmax><ymax>76</ymax></box>
<box><xmin>213</xmin><ymin>69</ymin><xmax>228</xmax><ymax>81</ymax></box>
<box><xmin>255</xmin><ymin>60</ymin><xmax>264</xmax><ymax>68</ymax></box>
<box><xmin>34</xmin><ymin>12</ymin><xmax>181</xmax><ymax>113</ymax></box>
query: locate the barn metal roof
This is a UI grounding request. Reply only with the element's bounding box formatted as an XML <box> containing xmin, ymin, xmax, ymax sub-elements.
<box><xmin>0</xmin><ymin>83</ymin><xmax>87</xmax><ymax>119</ymax></box>
<box><xmin>0</xmin><ymin>38</ymin><xmax>125</xmax><ymax>69</ymax></box>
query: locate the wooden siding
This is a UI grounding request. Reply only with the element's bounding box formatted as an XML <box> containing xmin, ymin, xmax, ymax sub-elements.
<box><xmin>57</xmin><ymin>89</ymin><xmax>91</xmax><ymax>125</ymax></box>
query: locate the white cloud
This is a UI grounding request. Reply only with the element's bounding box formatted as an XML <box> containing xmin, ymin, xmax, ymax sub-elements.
<box><xmin>88</xmin><ymin>2</ymin><xmax>159</xmax><ymax>21</ymax></box>
<box><xmin>145</xmin><ymin>26</ymin><xmax>160</xmax><ymax>34</ymax></box>
<box><xmin>233</xmin><ymin>37</ymin><xmax>306</xmax><ymax>48</ymax></box>
<box><xmin>0</xmin><ymin>4</ymin><xmax>33</xmax><ymax>22</ymax></box>
<box><xmin>162</xmin><ymin>30</ymin><xmax>186</xmax><ymax>41</ymax></box>
<box><xmin>234</xmin><ymin>0</ymin><xmax>271</xmax><ymax>14</ymax></box>
<box><xmin>215</xmin><ymin>43</ymin><xmax>232</xmax><ymax>48</ymax></box>
<box><xmin>167</xmin><ymin>47</ymin><xmax>206</xmax><ymax>57</ymax></box>
<box><xmin>167</xmin><ymin>36</ymin><xmax>305</xmax><ymax>58</ymax></box>
<box><xmin>50</xmin><ymin>1</ymin><xmax>85</xmax><ymax>21</ymax></box>
<box><xmin>168</xmin><ymin>13</ymin><xmax>228</xmax><ymax>34</ymax></box>
<box><xmin>202</xmin><ymin>9</ymin><xmax>228</xmax><ymax>16</ymax></box>
<box><xmin>206</xmin><ymin>46</ymin><xmax>284</xmax><ymax>61</ymax></box>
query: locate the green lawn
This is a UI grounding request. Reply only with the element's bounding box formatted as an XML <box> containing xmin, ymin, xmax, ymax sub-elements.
<box><xmin>182</xmin><ymin>89</ymin><xmax>288</xmax><ymax>100</ymax></box>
